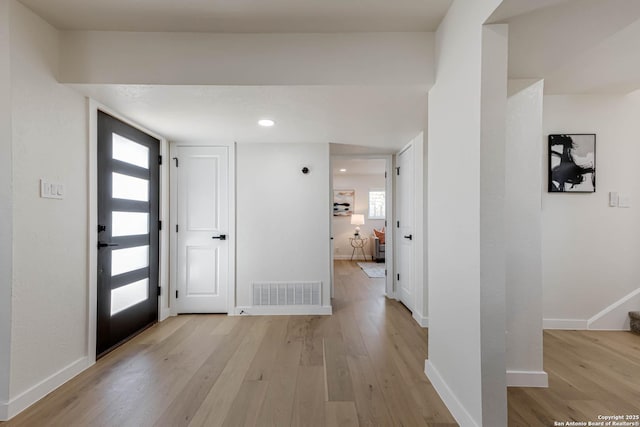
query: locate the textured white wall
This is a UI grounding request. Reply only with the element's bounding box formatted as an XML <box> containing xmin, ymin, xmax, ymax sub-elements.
<box><xmin>9</xmin><ymin>0</ymin><xmax>88</xmax><ymax>398</ymax></box>
<box><xmin>426</xmin><ymin>0</ymin><xmax>505</xmax><ymax>425</ymax></box>
<box><xmin>236</xmin><ymin>143</ymin><xmax>331</xmax><ymax>309</ymax></box>
<box><xmin>543</xmin><ymin>93</ymin><xmax>640</xmax><ymax>326</ymax></box>
<box><xmin>332</xmin><ymin>174</ymin><xmax>385</xmax><ymax>259</ymax></box>
<box><xmin>0</xmin><ymin>0</ymin><xmax>13</xmax><ymax>416</ymax></box>
<box><xmin>59</xmin><ymin>31</ymin><xmax>435</xmax><ymax>86</ymax></box>
<box><xmin>505</xmin><ymin>80</ymin><xmax>545</xmax><ymax>382</ymax></box>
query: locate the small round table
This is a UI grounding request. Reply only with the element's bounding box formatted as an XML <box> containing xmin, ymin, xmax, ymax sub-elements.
<box><xmin>349</xmin><ymin>237</ymin><xmax>368</xmax><ymax>261</ymax></box>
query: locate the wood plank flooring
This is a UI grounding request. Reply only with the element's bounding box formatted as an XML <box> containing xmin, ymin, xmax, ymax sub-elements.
<box><xmin>2</xmin><ymin>261</ymin><xmax>456</xmax><ymax>427</ymax></box>
<box><xmin>508</xmin><ymin>329</ymin><xmax>640</xmax><ymax>426</ymax></box>
<box><xmin>5</xmin><ymin>260</ymin><xmax>638</xmax><ymax>426</ymax></box>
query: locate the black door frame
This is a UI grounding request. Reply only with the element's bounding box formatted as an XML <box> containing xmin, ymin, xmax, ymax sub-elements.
<box><xmin>96</xmin><ymin>110</ymin><xmax>160</xmax><ymax>358</ymax></box>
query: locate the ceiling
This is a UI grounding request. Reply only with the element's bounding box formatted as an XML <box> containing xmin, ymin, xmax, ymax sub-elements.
<box><xmin>332</xmin><ymin>158</ymin><xmax>386</xmax><ymax>176</ymax></box>
<box><xmin>19</xmin><ymin>0</ymin><xmax>453</xmax><ymax>32</ymax></box>
<box><xmin>73</xmin><ymin>85</ymin><xmax>427</xmax><ymax>149</ymax></box>
<box><xmin>499</xmin><ymin>0</ymin><xmax>640</xmax><ymax>94</ymax></box>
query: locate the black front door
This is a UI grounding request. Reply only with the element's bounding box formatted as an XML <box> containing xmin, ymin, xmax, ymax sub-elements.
<box><xmin>97</xmin><ymin>111</ymin><xmax>160</xmax><ymax>357</ymax></box>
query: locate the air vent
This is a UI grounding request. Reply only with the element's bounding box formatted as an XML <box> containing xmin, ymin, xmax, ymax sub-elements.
<box><xmin>252</xmin><ymin>282</ymin><xmax>322</xmax><ymax>306</ymax></box>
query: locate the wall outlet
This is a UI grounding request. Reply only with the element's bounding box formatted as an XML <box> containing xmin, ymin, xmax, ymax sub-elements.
<box><xmin>40</xmin><ymin>179</ymin><xmax>64</xmax><ymax>200</ymax></box>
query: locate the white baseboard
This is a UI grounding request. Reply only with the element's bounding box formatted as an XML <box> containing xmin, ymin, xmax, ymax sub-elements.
<box><xmin>233</xmin><ymin>305</ymin><xmax>332</xmax><ymax>316</ymax></box>
<box><xmin>0</xmin><ymin>400</ymin><xmax>7</xmax><ymax>421</ymax></box>
<box><xmin>425</xmin><ymin>359</ymin><xmax>479</xmax><ymax>427</ymax></box>
<box><xmin>543</xmin><ymin>318</ymin><xmax>588</xmax><ymax>330</ymax></box>
<box><xmin>506</xmin><ymin>370</ymin><xmax>548</xmax><ymax>388</ymax></box>
<box><xmin>412</xmin><ymin>311</ymin><xmax>429</xmax><ymax>328</ymax></box>
<box><xmin>2</xmin><ymin>356</ymin><xmax>93</xmax><ymax>421</ymax></box>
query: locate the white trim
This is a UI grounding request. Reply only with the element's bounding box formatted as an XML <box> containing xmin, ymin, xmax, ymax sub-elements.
<box><xmin>233</xmin><ymin>306</ymin><xmax>332</xmax><ymax>316</ymax></box>
<box><xmin>543</xmin><ymin>318</ymin><xmax>588</xmax><ymax>330</ymax></box>
<box><xmin>228</xmin><ymin>143</ymin><xmax>237</xmax><ymax>315</ymax></box>
<box><xmin>169</xmin><ymin>142</ymin><xmax>236</xmax><ymax>316</ymax></box>
<box><xmin>412</xmin><ymin>311</ymin><xmax>429</xmax><ymax>328</ymax></box>
<box><xmin>425</xmin><ymin>360</ymin><xmax>479</xmax><ymax>427</ymax></box>
<box><xmin>88</xmin><ymin>99</ymin><xmax>171</xmax><ymax>363</ymax></box>
<box><xmin>3</xmin><ymin>357</ymin><xmax>92</xmax><ymax>420</ymax></box>
<box><xmin>158</xmin><ymin>136</ymin><xmax>171</xmax><ymax>321</ymax></box>
<box><xmin>88</xmin><ymin>99</ymin><xmax>98</xmax><ymax>363</ymax></box>
<box><xmin>587</xmin><ymin>287</ymin><xmax>640</xmax><ymax>330</ymax></box>
<box><xmin>506</xmin><ymin>370</ymin><xmax>548</xmax><ymax>388</ymax></box>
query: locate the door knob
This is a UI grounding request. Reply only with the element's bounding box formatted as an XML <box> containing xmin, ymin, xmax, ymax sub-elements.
<box><xmin>404</xmin><ymin>234</ymin><xmax>413</xmax><ymax>240</ymax></box>
<box><xmin>212</xmin><ymin>234</ymin><xmax>227</xmax><ymax>240</ymax></box>
<box><xmin>98</xmin><ymin>242</ymin><xmax>119</xmax><ymax>248</ymax></box>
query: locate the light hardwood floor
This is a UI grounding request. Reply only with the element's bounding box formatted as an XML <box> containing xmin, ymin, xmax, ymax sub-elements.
<box><xmin>508</xmin><ymin>329</ymin><xmax>640</xmax><ymax>426</ymax></box>
<box><xmin>6</xmin><ymin>261</ymin><xmax>639</xmax><ymax>426</ymax></box>
<box><xmin>2</xmin><ymin>261</ymin><xmax>456</xmax><ymax>427</ymax></box>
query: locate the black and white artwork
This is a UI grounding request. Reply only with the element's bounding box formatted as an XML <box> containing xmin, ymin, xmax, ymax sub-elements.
<box><xmin>548</xmin><ymin>134</ymin><xmax>596</xmax><ymax>193</ymax></box>
<box><xmin>333</xmin><ymin>190</ymin><xmax>354</xmax><ymax>216</ymax></box>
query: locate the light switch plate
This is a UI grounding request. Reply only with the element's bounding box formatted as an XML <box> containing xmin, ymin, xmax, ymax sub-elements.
<box><xmin>40</xmin><ymin>179</ymin><xmax>64</xmax><ymax>200</ymax></box>
<box><xmin>618</xmin><ymin>193</ymin><xmax>631</xmax><ymax>208</ymax></box>
<box><xmin>609</xmin><ymin>192</ymin><xmax>619</xmax><ymax>207</ymax></box>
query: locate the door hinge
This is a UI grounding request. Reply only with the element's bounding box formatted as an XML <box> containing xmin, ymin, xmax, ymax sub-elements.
<box><xmin>157</xmin><ymin>286</ymin><xmax>162</xmax><ymax>296</ymax></box>
<box><xmin>172</xmin><ymin>157</ymin><xmax>179</xmax><ymax>167</ymax></box>
<box><xmin>385</xmin><ymin>220</ymin><xmax>387</xmax><ymax>227</ymax></box>
<box><xmin>397</xmin><ymin>221</ymin><xmax>400</xmax><ymax>228</ymax></box>
<box><xmin>176</xmin><ymin>290</ymin><xmax>179</xmax><ymax>299</ymax></box>
<box><xmin>396</xmin><ymin>167</ymin><xmax>400</xmax><ymax>176</ymax></box>
<box><xmin>158</xmin><ymin>220</ymin><xmax>162</xmax><ymax>231</ymax></box>
<box><xmin>385</xmin><ymin>171</ymin><xmax>387</xmax><ymax>178</ymax></box>
<box><xmin>385</xmin><ymin>269</ymin><xmax>387</xmax><ymax>277</ymax></box>
<box><xmin>158</xmin><ymin>155</ymin><xmax>163</xmax><ymax>165</ymax></box>
<box><xmin>397</xmin><ymin>273</ymin><xmax>400</xmax><ymax>281</ymax></box>
<box><xmin>176</xmin><ymin>224</ymin><xmax>179</xmax><ymax>233</ymax></box>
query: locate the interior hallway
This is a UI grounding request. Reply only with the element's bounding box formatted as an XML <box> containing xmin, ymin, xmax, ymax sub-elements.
<box><xmin>1</xmin><ymin>260</ymin><xmax>456</xmax><ymax>426</ymax></box>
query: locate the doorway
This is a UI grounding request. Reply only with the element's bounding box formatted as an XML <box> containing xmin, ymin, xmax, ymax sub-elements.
<box><xmin>330</xmin><ymin>156</ymin><xmax>393</xmax><ymax>298</ymax></box>
<box><xmin>172</xmin><ymin>145</ymin><xmax>231</xmax><ymax>314</ymax></box>
<box><xmin>396</xmin><ymin>145</ymin><xmax>415</xmax><ymax>310</ymax></box>
<box><xmin>96</xmin><ymin>111</ymin><xmax>160</xmax><ymax>357</ymax></box>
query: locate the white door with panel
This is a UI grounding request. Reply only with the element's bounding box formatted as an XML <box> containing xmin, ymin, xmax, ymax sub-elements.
<box><xmin>175</xmin><ymin>146</ymin><xmax>229</xmax><ymax>313</ymax></box>
<box><xmin>397</xmin><ymin>145</ymin><xmax>414</xmax><ymax>310</ymax></box>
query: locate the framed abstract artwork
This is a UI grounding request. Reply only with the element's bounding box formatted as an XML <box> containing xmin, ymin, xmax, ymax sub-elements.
<box><xmin>333</xmin><ymin>190</ymin><xmax>354</xmax><ymax>216</ymax></box>
<box><xmin>548</xmin><ymin>134</ymin><xmax>596</xmax><ymax>193</ymax></box>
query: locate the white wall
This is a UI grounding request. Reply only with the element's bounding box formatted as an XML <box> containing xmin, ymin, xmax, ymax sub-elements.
<box><xmin>0</xmin><ymin>0</ymin><xmax>13</xmax><ymax>417</ymax></box>
<box><xmin>59</xmin><ymin>31</ymin><xmax>435</xmax><ymax>86</ymax></box>
<box><xmin>332</xmin><ymin>174</ymin><xmax>385</xmax><ymax>260</ymax></box>
<box><xmin>8</xmin><ymin>0</ymin><xmax>89</xmax><ymax>407</ymax></box>
<box><xmin>505</xmin><ymin>80</ymin><xmax>546</xmax><ymax>386</ymax></box>
<box><xmin>236</xmin><ymin>143</ymin><xmax>332</xmax><ymax>312</ymax></box>
<box><xmin>543</xmin><ymin>93</ymin><xmax>640</xmax><ymax>329</ymax></box>
<box><xmin>425</xmin><ymin>0</ymin><xmax>505</xmax><ymax>425</ymax></box>
<box><xmin>479</xmin><ymin>24</ymin><xmax>508</xmax><ymax>426</ymax></box>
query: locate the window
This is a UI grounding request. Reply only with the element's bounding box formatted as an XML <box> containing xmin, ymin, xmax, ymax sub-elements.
<box><xmin>368</xmin><ymin>190</ymin><xmax>385</xmax><ymax>219</ymax></box>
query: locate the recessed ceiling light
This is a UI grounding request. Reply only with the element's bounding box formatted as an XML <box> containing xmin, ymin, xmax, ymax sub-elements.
<box><xmin>258</xmin><ymin>119</ymin><xmax>275</xmax><ymax>127</ymax></box>
<box><xmin>339</xmin><ymin>168</ymin><xmax>347</xmax><ymax>172</ymax></box>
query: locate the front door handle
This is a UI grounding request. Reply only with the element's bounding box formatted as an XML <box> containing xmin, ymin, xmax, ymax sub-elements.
<box><xmin>212</xmin><ymin>234</ymin><xmax>227</xmax><ymax>240</ymax></box>
<box><xmin>98</xmin><ymin>242</ymin><xmax>119</xmax><ymax>248</ymax></box>
<box><xmin>404</xmin><ymin>234</ymin><xmax>413</xmax><ymax>241</ymax></box>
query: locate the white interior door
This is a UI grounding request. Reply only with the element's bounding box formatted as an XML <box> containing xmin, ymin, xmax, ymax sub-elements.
<box><xmin>397</xmin><ymin>145</ymin><xmax>414</xmax><ymax>310</ymax></box>
<box><xmin>175</xmin><ymin>146</ymin><xmax>229</xmax><ymax>313</ymax></box>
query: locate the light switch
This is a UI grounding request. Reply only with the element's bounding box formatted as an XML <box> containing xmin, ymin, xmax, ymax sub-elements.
<box><xmin>618</xmin><ymin>193</ymin><xmax>631</xmax><ymax>208</ymax></box>
<box><xmin>40</xmin><ymin>179</ymin><xmax>64</xmax><ymax>200</ymax></box>
<box><xmin>609</xmin><ymin>192</ymin><xmax>619</xmax><ymax>207</ymax></box>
